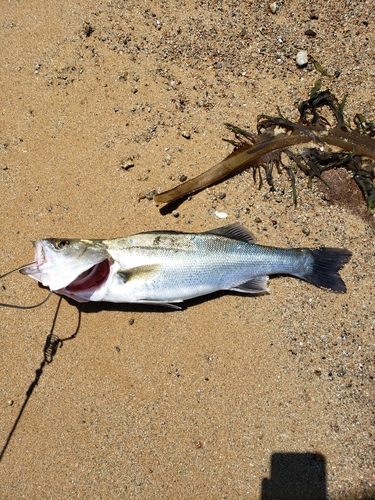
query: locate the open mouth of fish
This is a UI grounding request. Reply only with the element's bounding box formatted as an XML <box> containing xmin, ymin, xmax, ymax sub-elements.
<box><xmin>63</xmin><ymin>259</ymin><xmax>110</xmax><ymax>292</ymax></box>
<box><xmin>20</xmin><ymin>240</ymin><xmax>113</xmax><ymax>296</ymax></box>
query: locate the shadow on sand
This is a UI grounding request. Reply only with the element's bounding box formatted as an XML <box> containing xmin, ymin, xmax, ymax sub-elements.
<box><xmin>0</xmin><ymin>297</ymin><xmax>81</xmax><ymax>462</ymax></box>
<box><xmin>261</xmin><ymin>452</ymin><xmax>327</xmax><ymax>500</ymax></box>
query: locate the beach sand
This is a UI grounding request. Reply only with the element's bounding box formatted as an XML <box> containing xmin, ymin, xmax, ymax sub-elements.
<box><xmin>1</xmin><ymin>1</ymin><xmax>374</xmax><ymax>498</ymax></box>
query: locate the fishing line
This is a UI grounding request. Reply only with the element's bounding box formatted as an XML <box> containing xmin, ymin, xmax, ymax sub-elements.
<box><xmin>0</xmin><ymin>261</ymin><xmax>53</xmax><ymax>309</ymax></box>
<box><xmin>0</xmin><ymin>291</ymin><xmax>53</xmax><ymax>309</ymax></box>
<box><xmin>0</xmin><ymin>261</ymin><xmax>36</xmax><ymax>279</ymax></box>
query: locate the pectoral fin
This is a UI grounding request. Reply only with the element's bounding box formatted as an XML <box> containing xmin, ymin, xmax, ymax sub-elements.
<box><xmin>230</xmin><ymin>276</ymin><xmax>269</xmax><ymax>293</ymax></box>
<box><xmin>118</xmin><ymin>264</ymin><xmax>161</xmax><ymax>283</ymax></box>
<box><xmin>117</xmin><ymin>265</ymin><xmax>181</xmax><ymax>308</ymax></box>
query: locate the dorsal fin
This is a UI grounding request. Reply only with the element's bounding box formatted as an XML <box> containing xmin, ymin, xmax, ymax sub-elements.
<box><xmin>204</xmin><ymin>223</ymin><xmax>256</xmax><ymax>243</ymax></box>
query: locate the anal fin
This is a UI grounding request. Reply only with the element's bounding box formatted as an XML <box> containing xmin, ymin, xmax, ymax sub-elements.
<box><xmin>229</xmin><ymin>276</ymin><xmax>269</xmax><ymax>294</ymax></box>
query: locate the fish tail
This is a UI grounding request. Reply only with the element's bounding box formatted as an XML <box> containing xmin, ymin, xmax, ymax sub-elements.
<box><xmin>302</xmin><ymin>248</ymin><xmax>352</xmax><ymax>292</ymax></box>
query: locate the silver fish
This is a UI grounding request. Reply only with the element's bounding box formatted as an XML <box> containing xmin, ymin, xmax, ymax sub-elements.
<box><xmin>20</xmin><ymin>224</ymin><xmax>351</xmax><ymax>307</ymax></box>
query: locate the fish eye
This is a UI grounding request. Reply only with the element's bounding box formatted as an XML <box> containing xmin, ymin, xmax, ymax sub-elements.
<box><xmin>55</xmin><ymin>240</ymin><xmax>70</xmax><ymax>250</ymax></box>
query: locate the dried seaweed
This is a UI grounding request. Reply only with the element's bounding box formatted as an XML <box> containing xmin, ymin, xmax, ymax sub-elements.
<box><xmin>153</xmin><ymin>83</ymin><xmax>375</xmax><ymax>213</ymax></box>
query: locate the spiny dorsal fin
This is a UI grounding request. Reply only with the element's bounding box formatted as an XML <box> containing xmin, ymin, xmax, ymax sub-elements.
<box><xmin>204</xmin><ymin>223</ymin><xmax>256</xmax><ymax>244</ymax></box>
<box><xmin>141</xmin><ymin>230</ymin><xmax>181</xmax><ymax>236</ymax></box>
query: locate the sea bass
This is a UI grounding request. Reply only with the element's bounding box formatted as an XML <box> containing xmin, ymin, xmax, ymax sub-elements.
<box><xmin>20</xmin><ymin>224</ymin><xmax>351</xmax><ymax>307</ymax></box>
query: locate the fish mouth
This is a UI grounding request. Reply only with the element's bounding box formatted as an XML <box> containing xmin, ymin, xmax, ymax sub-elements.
<box><xmin>33</xmin><ymin>240</ymin><xmax>47</xmax><ymax>268</ymax></box>
<box><xmin>20</xmin><ymin>242</ymin><xmax>47</xmax><ymax>276</ymax></box>
<box><xmin>64</xmin><ymin>259</ymin><xmax>110</xmax><ymax>293</ymax></box>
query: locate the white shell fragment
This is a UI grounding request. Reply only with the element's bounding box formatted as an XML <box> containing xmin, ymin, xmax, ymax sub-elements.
<box><xmin>215</xmin><ymin>211</ymin><xmax>228</xmax><ymax>219</ymax></box>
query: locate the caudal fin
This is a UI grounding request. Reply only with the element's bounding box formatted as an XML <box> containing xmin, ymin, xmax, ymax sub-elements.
<box><xmin>304</xmin><ymin>248</ymin><xmax>352</xmax><ymax>293</ymax></box>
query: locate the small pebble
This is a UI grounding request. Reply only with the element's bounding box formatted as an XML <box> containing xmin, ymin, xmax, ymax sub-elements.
<box><xmin>1</xmin><ymin>163</ymin><xmax>8</xmax><ymax>170</ymax></box>
<box><xmin>145</xmin><ymin>189</ymin><xmax>157</xmax><ymax>200</ymax></box>
<box><xmin>269</xmin><ymin>2</ymin><xmax>277</xmax><ymax>13</ymax></box>
<box><xmin>302</xmin><ymin>226</ymin><xmax>310</xmax><ymax>236</ymax></box>
<box><xmin>255</xmin><ymin>216</ymin><xmax>262</xmax><ymax>223</ymax></box>
<box><xmin>296</xmin><ymin>50</ymin><xmax>308</xmax><ymax>67</ymax></box>
<box><xmin>178</xmin><ymin>174</ymin><xmax>187</xmax><ymax>182</ymax></box>
<box><xmin>172</xmin><ymin>210</ymin><xmax>179</xmax><ymax>218</ymax></box>
<box><xmin>181</xmin><ymin>131</ymin><xmax>191</xmax><ymax>139</ymax></box>
<box><xmin>305</xmin><ymin>29</ymin><xmax>317</xmax><ymax>37</ymax></box>
<box><xmin>8</xmin><ymin>400</ymin><xmax>14</xmax><ymax>406</ymax></box>
<box><xmin>129</xmin><ymin>318</ymin><xmax>134</xmax><ymax>325</ymax></box>
<box><xmin>121</xmin><ymin>160</ymin><xmax>134</xmax><ymax>170</ymax></box>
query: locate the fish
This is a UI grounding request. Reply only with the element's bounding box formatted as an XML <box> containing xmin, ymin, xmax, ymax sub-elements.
<box><xmin>20</xmin><ymin>224</ymin><xmax>351</xmax><ymax>308</ymax></box>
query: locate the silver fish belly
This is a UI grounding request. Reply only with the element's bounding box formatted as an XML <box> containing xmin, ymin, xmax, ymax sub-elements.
<box><xmin>20</xmin><ymin>224</ymin><xmax>352</xmax><ymax>306</ymax></box>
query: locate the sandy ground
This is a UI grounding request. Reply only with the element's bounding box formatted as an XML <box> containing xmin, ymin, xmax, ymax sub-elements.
<box><xmin>1</xmin><ymin>1</ymin><xmax>374</xmax><ymax>498</ymax></box>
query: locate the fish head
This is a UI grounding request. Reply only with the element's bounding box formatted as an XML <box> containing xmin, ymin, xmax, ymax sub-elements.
<box><xmin>21</xmin><ymin>238</ymin><xmax>111</xmax><ymax>294</ymax></box>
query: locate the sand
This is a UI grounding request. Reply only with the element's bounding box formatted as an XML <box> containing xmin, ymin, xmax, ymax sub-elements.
<box><xmin>1</xmin><ymin>0</ymin><xmax>374</xmax><ymax>498</ymax></box>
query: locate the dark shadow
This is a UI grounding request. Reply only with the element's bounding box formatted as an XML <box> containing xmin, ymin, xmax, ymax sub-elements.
<box><xmin>0</xmin><ymin>297</ymin><xmax>80</xmax><ymax>462</ymax></box>
<box><xmin>67</xmin><ymin>287</ymin><xmax>269</xmax><ymax>315</ymax></box>
<box><xmin>158</xmin><ymin>196</ymin><xmax>190</xmax><ymax>215</ymax></box>
<box><xmin>261</xmin><ymin>452</ymin><xmax>327</xmax><ymax>500</ymax></box>
<box><xmin>65</xmin><ymin>296</ymin><xmax>184</xmax><ymax>314</ymax></box>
